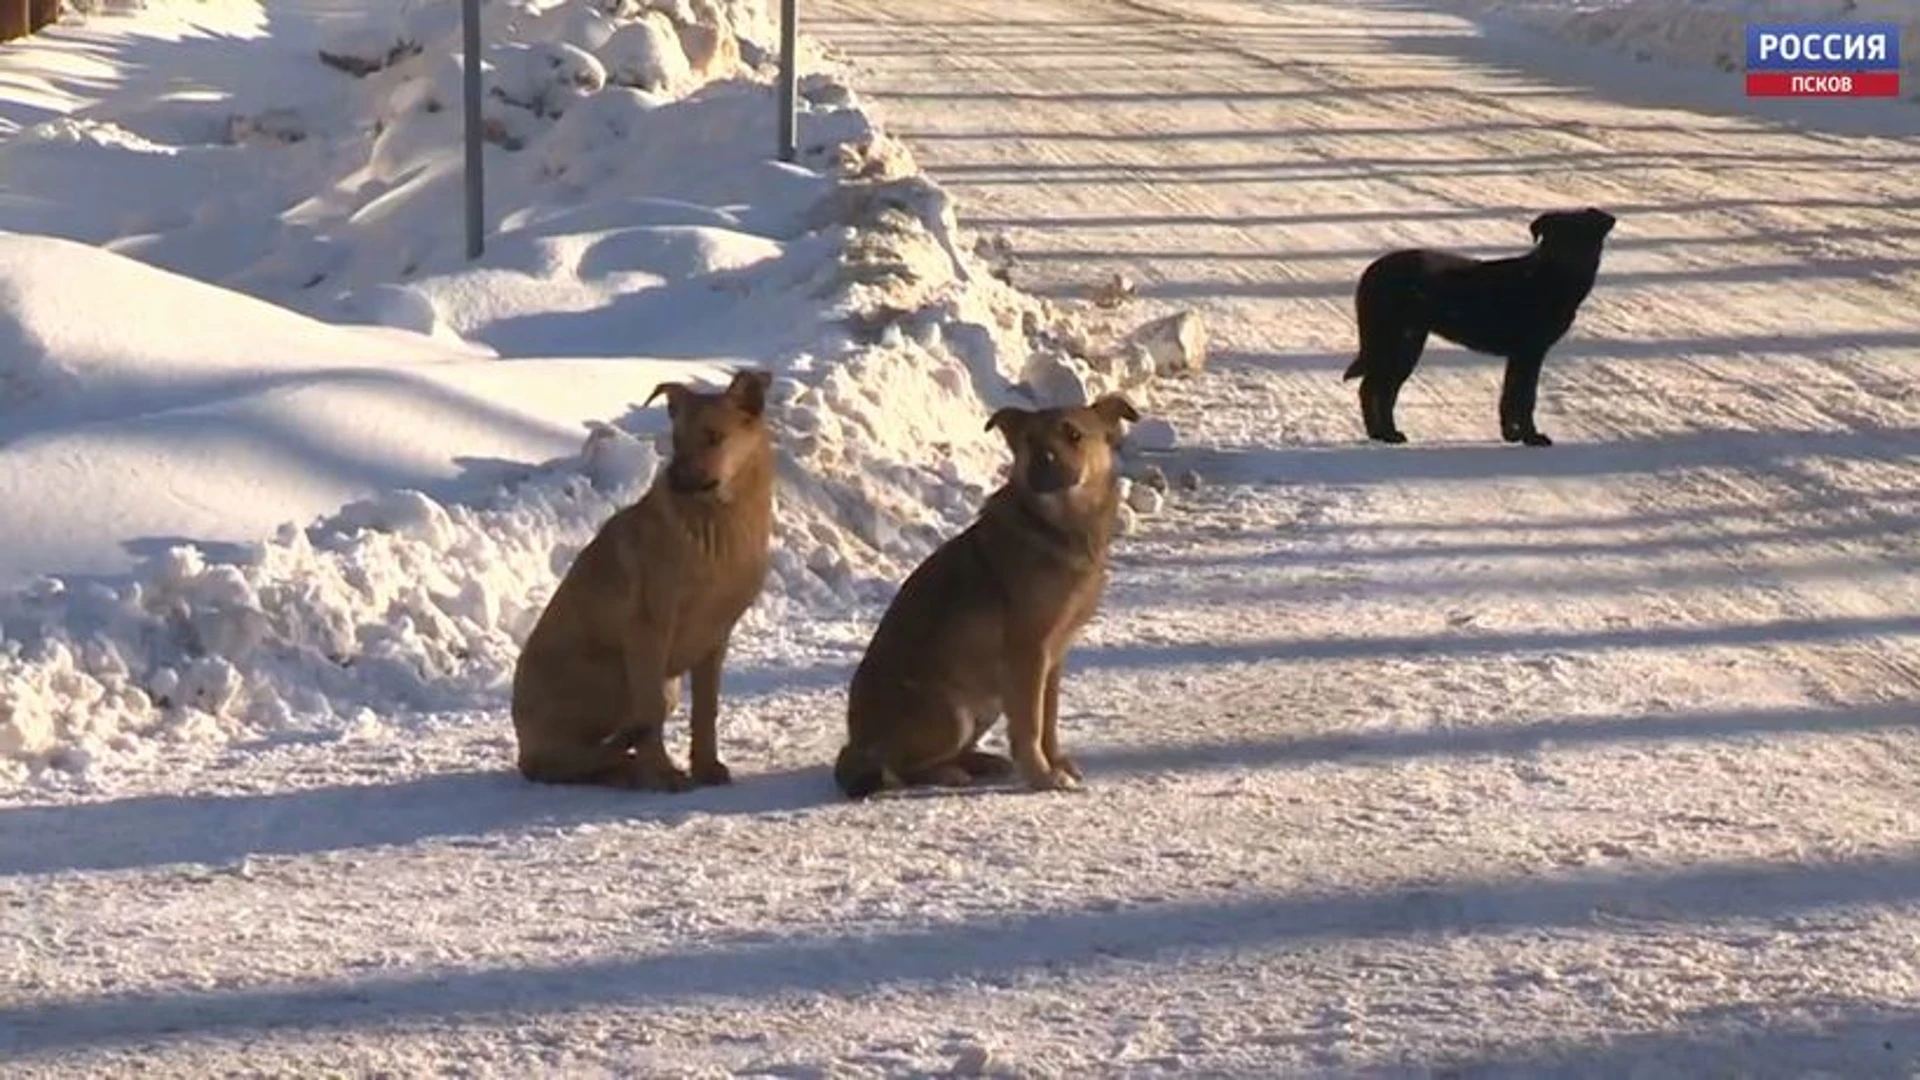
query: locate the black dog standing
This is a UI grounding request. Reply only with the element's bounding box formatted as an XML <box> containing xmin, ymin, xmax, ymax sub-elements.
<box><xmin>1343</xmin><ymin>208</ymin><xmax>1617</xmax><ymax>447</ymax></box>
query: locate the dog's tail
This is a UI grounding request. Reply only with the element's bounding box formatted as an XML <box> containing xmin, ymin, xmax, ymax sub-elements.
<box><xmin>833</xmin><ymin>744</ymin><xmax>900</xmax><ymax>801</ymax></box>
<box><xmin>1341</xmin><ymin>354</ymin><xmax>1365</xmax><ymax>381</ymax></box>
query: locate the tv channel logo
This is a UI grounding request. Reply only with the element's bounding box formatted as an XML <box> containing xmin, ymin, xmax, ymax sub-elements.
<box><xmin>1745</xmin><ymin>23</ymin><xmax>1901</xmax><ymax>98</ymax></box>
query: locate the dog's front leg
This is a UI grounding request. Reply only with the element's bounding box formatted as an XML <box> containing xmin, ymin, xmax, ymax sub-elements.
<box><xmin>688</xmin><ymin>641</ymin><xmax>732</xmax><ymax>787</ymax></box>
<box><xmin>623</xmin><ymin>628</ymin><xmax>693</xmax><ymax>792</ymax></box>
<box><xmin>1040</xmin><ymin>661</ymin><xmax>1081</xmax><ymax>783</ymax></box>
<box><xmin>1005</xmin><ymin>649</ymin><xmax>1077</xmax><ymax>792</ymax></box>
<box><xmin>1499</xmin><ymin>350</ymin><xmax>1553</xmax><ymax>447</ymax></box>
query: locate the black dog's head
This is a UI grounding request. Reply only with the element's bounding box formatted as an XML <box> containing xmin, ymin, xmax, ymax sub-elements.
<box><xmin>1530</xmin><ymin>207</ymin><xmax>1617</xmax><ymax>252</ymax></box>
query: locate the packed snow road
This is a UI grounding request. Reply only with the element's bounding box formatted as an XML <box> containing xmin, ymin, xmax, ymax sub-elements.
<box><xmin>7</xmin><ymin>0</ymin><xmax>1920</xmax><ymax>1075</ymax></box>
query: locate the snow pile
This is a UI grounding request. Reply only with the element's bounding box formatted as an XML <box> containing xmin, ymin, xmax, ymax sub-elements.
<box><xmin>0</xmin><ymin>230</ymin><xmax>472</xmax><ymax>415</ymax></box>
<box><xmin>0</xmin><ymin>427</ymin><xmax>665</xmax><ymax>779</ymax></box>
<box><xmin>0</xmin><ymin>0</ymin><xmax>1199</xmax><ymax>786</ymax></box>
<box><xmin>1458</xmin><ymin>0</ymin><xmax>1919</xmax><ymax>97</ymax></box>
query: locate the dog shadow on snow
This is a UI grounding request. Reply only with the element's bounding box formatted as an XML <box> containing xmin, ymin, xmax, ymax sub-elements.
<box><xmin>0</xmin><ymin>653</ymin><xmax>858</xmax><ymax>878</ymax></box>
<box><xmin>0</xmin><ymin>760</ymin><xmax>842</xmax><ymax>880</ymax></box>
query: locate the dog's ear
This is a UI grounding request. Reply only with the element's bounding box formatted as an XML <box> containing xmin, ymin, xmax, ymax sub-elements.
<box><xmin>1088</xmin><ymin>393</ymin><xmax>1140</xmax><ymax>431</ymax></box>
<box><xmin>725</xmin><ymin>368</ymin><xmax>773</xmax><ymax>418</ymax></box>
<box><xmin>1529</xmin><ymin>212</ymin><xmax>1553</xmax><ymax>243</ymax></box>
<box><xmin>985</xmin><ymin>405</ymin><xmax>1034</xmax><ymax>442</ymax></box>
<box><xmin>644</xmin><ymin>381</ymin><xmax>691</xmax><ymax>418</ymax></box>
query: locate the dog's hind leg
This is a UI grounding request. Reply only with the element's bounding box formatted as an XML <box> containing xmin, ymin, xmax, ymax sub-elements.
<box><xmin>903</xmin><ymin>761</ymin><xmax>979</xmax><ymax>787</ymax></box>
<box><xmin>833</xmin><ymin>744</ymin><xmax>898</xmax><ymax>800</ymax></box>
<box><xmin>1351</xmin><ymin>269</ymin><xmax>1424</xmax><ymax>444</ymax></box>
<box><xmin>518</xmin><ymin>741</ymin><xmax>650</xmax><ymax>788</ymax></box>
<box><xmin>622</xmin><ymin>642</ymin><xmax>694</xmax><ymax>792</ymax></box>
<box><xmin>1356</xmin><ymin>367</ymin><xmax>1390</xmax><ymax>442</ymax></box>
<box><xmin>843</xmin><ymin>702</ymin><xmax>987</xmax><ymax>797</ymax></box>
<box><xmin>903</xmin><ymin>719</ymin><xmax>1000</xmax><ymax>788</ymax></box>
<box><xmin>953</xmin><ymin>750</ymin><xmax>1015</xmax><ymax>781</ymax></box>
<box><xmin>1355</xmin><ymin>351</ymin><xmax>1405</xmax><ymax>443</ymax></box>
<box><xmin>942</xmin><ymin>711</ymin><xmax>1016</xmax><ymax>783</ymax></box>
<box><xmin>1499</xmin><ymin>350</ymin><xmax>1553</xmax><ymax>447</ymax></box>
<box><xmin>1357</xmin><ymin>376</ymin><xmax>1395</xmax><ymax>443</ymax></box>
<box><xmin>1375</xmin><ymin>366</ymin><xmax>1414</xmax><ymax>445</ymax></box>
<box><xmin>1359</xmin><ymin>338</ymin><xmax>1422</xmax><ymax>444</ymax></box>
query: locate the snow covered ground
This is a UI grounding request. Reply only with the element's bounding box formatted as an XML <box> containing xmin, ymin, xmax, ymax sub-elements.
<box><xmin>3</xmin><ymin>0</ymin><xmax>1920</xmax><ymax>1074</ymax></box>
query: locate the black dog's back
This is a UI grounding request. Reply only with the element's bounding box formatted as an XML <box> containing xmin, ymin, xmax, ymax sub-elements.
<box><xmin>1425</xmin><ymin>249</ymin><xmax>1591</xmax><ymax>357</ymax></box>
<box><xmin>1343</xmin><ymin>249</ymin><xmax>1484</xmax><ymax>380</ymax></box>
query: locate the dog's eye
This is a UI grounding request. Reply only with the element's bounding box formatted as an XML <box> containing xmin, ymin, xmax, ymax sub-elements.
<box><xmin>1062</xmin><ymin>424</ymin><xmax>1082</xmax><ymax>445</ymax></box>
<box><xmin>705</xmin><ymin>430</ymin><xmax>723</xmax><ymax>448</ymax></box>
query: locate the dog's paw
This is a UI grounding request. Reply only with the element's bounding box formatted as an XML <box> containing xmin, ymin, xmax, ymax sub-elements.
<box><xmin>922</xmin><ymin>763</ymin><xmax>976</xmax><ymax>788</ymax></box>
<box><xmin>1370</xmin><ymin>430</ymin><xmax>1408</xmax><ymax>445</ymax></box>
<box><xmin>1052</xmin><ymin>755</ymin><xmax>1084</xmax><ymax>783</ymax></box>
<box><xmin>1523</xmin><ymin>431</ymin><xmax>1554</xmax><ymax>447</ymax></box>
<box><xmin>955</xmin><ymin>750</ymin><xmax>1015</xmax><ymax>781</ymax></box>
<box><xmin>632</xmin><ymin>764</ymin><xmax>695</xmax><ymax>793</ymax></box>
<box><xmin>692</xmin><ymin>760</ymin><xmax>733</xmax><ymax>787</ymax></box>
<box><xmin>1023</xmin><ymin>766</ymin><xmax>1084</xmax><ymax>793</ymax></box>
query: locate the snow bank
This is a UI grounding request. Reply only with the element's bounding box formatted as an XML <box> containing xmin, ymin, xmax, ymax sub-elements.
<box><xmin>1454</xmin><ymin>0</ymin><xmax>1919</xmax><ymax>98</ymax></box>
<box><xmin>0</xmin><ymin>0</ymin><xmax>1193</xmax><ymax>787</ymax></box>
<box><xmin>0</xmin><ymin>418</ymin><xmax>671</xmax><ymax>780</ymax></box>
<box><xmin>0</xmin><ymin>230</ymin><xmax>471</xmax><ymax>416</ymax></box>
<box><xmin>0</xmin><ymin>232</ymin><xmax>765</xmax><ymax>590</ymax></box>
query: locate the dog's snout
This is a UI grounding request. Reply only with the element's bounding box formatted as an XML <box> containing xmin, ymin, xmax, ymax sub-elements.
<box><xmin>1025</xmin><ymin>448</ymin><xmax>1075</xmax><ymax>494</ymax></box>
<box><xmin>668</xmin><ymin>460</ymin><xmax>720</xmax><ymax>494</ymax></box>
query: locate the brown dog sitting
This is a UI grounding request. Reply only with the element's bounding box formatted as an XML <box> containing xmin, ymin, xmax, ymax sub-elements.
<box><xmin>834</xmin><ymin>392</ymin><xmax>1140</xmax><ymax>799</ymax></box>
<box><xmin>511</xmin><ymin>368</ymin><xmax>775</xmax><ymax>791</ymax></box>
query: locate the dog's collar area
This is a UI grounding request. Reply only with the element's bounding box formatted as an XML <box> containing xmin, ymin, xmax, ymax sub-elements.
<box><xmin>666</xmin><ymin>471</ymin><xmax>722</xmax><ymax>496</ymax></box>
<box><xmin>1006</xmin><ymin>488</ymin><xmax>1111</xmax><ymax>565</ymax></box>
<box><xmin>1008</xmin><ymin>490</ymin><xmax>1072</xmax><ymax>545</ymax></box>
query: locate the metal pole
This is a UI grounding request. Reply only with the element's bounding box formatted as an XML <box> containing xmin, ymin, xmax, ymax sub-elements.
<box><xmin>777</xmin><ymin>0</ymin><xmax>798</xmax><ymax>163</ymax></box>
<box><xmin>462</xmin><ymin>0</ymin><xmax>485</xmax><ymax>259</ymax></box>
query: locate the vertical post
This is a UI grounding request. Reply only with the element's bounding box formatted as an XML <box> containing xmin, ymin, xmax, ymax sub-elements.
<box><xmin>776</xmin><ymin>0</ymin><xmax>798</xmax><ymax>163</ymax></box>
<box><xmin>462</xmin><ymin>0</ymin><xmax>485</xmax><ymax>259</ymax></box>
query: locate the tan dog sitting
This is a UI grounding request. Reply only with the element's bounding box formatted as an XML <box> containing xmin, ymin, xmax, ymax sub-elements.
<box><xmin>834</xmin><ymin>393</ymin><xmax>1140</xmax><ymax>798</ymax></box>
<box><xmin>511</xmin><ymin>368</ymin><xmax>775</xmax><ymax>791</ymax></box>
